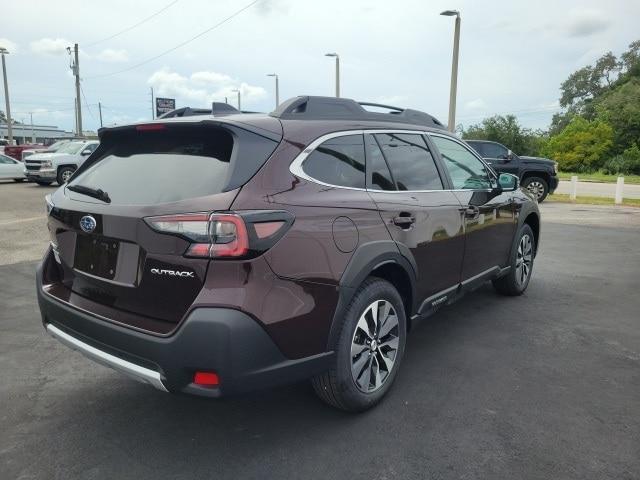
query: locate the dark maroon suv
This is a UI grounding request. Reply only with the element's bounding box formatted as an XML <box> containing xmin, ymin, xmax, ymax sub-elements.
<box><xmin>37</xmin><ymin>96</ymin><xmax>540</xmax><ymax>411</ymax></box>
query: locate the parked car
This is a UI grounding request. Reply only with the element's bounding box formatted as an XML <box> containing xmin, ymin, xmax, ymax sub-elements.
<box><xmin>0</xmin><ymin>138</ymin><xmax>9</xmax><ymax>154</ymax></box>
<box><xmin>465</xmin><ymin>140</ymin><xmax>559</xmax><ymax>202</ymax></box>
<box><xmin>4</xmin><ymin>143</ymin><xmax>44</xmax><ymax>161</ymax></box>
<box><xmin>24</xmin><ymin>140</ymin><xmax>99</xmax><ymax>185</ymax></box>
<box><xmin>21</xmin><ymin>140</ymin><xmax>72</xmax><ymax>160</ymax></box>
<box><xmin>0</xmin><ymin>153</ymin><xmax>26</xmax><ymax>181</ymax></box>
<box><xmin>37</xmin><ymin>96</ymin><xmax>540</xmax><ymax>411</ymax></box>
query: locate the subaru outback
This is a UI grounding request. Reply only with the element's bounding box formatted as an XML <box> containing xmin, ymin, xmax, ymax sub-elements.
<box><xmin>37</xmin><ymin>96</ymin><xmax>540</xmax><ymax>411</ymax></box>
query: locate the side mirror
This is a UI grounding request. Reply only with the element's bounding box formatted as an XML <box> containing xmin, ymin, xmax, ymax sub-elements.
<box><xmin>81</xmin><ymin>149</ymin><xmax>92</xmax><ymax>156</ymax></box>
<box><xmin>497</xmin><ymin>173</ymin><xmax>519</xmax><ymax>192</ymax></box>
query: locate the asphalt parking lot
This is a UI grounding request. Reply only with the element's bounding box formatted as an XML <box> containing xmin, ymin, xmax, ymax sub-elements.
<box><xmin>1</xmin><ymin>181</ymin><xmax>639</xmax><ymax>480</ymax></box>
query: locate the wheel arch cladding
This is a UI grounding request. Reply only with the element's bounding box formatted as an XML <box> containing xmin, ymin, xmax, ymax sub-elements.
<box><xmin>522</xmin><ymin>171</ymin><xmax>550</xmax><ymax>184</ymax></box>
<box><xmin>326</xmin><ymin>240</ymin><xmax>417</xmax><ymax>350</ymax></box>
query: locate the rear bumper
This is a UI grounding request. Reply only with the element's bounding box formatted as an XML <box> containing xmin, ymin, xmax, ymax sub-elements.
<box><xmin>37</xmin><ymin>256</ymin><xmax>333</xmax><ymax>397</ymax></box>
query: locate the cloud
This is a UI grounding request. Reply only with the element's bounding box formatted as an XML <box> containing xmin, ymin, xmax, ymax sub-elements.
<box><xmin>147</xmin><ymin>68</ymin><xmax>267</xmax><ymax>107</ymax></box>
<box><xmin>374</xmin><ymin>95</ymin><xmax>408</xmax><ymax>107</ymax></box>
<box><xmin>30</xmin><ymin>38</ymin><xmax>73</xmax><ymax>55</ymax></box>
<box><xmin>566</xmin><ymin>9</ymin><xmax>610</xmax><ymax>37</ymax></box>
<box><xmin>0</xmin><ymin>38</ymin><xmax>18</xmax><ymax>53</ymax></box>
<box><xmin>465</xmin><ymin>98</ymin><xmax>486</xmax><ymax>109</ymax></box>
<box><xmin>97</xmin><ymin>48</ymin><xmax>129</xmax><ymax>63</ymax></box>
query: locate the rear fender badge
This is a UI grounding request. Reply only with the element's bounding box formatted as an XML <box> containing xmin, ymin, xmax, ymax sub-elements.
<box><xmin>79</xmin><ymin>215</ymin><xmax>97</xmax><ymax>233</ymax></box>
<box><xmin>150</xmin><ymin>268</ymin><xmax>195</xmax><ymax>278</ymax></box>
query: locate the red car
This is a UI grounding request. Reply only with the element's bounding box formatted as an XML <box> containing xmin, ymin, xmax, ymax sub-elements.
<box><xmin>4</xmin><ymin>143</ymin><xmax>44</xmax><ymax>161</ymax></box>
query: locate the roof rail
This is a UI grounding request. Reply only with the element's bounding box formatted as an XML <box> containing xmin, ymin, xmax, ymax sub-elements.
<box><xmin>158</xmin><ymin>102</ymin><xmax>243</xmax><ymax>119</ymax></box>
<box><xmin>269</xmin><ymin>96</ymin><xmax>445</xmax><ymax>129</ymax></box>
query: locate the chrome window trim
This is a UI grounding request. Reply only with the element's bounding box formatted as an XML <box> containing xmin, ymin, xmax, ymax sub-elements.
<box><xmin>288</xmin><ymin>129</ymin><xmax>497</xmax><ymax>194</ymax></box>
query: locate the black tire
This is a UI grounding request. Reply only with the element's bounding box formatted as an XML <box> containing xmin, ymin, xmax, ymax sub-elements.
<box><xmin>13</xmin><ymin>178</ymin><xmax>25</xmax><ymax>182</ymax></box>
<box><xmin>493</xmin><ymin>224</ymin><xmax>535</xmax><ymax>296</ymax></box>
<box><xmin>35</xmin><ymin>181</ymin><xmax>53</xmax><ymax>186</ymax></box>
<box><xmin>522</xmin><ymin>176</ymin><xmax>549</xmax><ymax>202</ymax></box>
<box><xmin>56</xmin><ymin>166</ymin><xmax>76</xmax><ymax>185</ymax></box>
<box><xmin>312</xmin><ymin>277</ymin><xmax>407</xmax><ymax>412</ymax></box>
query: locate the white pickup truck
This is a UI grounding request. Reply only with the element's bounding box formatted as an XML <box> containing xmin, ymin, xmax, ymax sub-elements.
<box><xmin>24</xmin><ymin>140</ymin><xmax>99</xmax><ymax>186</ymax></box>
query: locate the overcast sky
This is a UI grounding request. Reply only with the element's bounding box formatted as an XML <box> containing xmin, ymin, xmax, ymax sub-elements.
<box><xmin>1</xmin><ymin>0</ymin><xmax>639</xmax><ymax>133</ymax></box>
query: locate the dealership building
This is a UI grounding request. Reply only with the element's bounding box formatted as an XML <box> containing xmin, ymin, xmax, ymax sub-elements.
<box><xmin>0</xmin><ymin>122</ymin><xmax>75</xmax><ymax>145</ymax></box>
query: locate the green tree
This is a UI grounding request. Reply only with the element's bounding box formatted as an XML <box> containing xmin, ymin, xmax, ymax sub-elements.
<box><xmin>542</xmin><ymin>117</ymin><xmax>614</xmax><ymax>172</ymax></box>
<box><xmin>596</xmin><ymin>78</ymin><xmax>640</xmax><ymax>152</ymax></box>
<box><xmin>559</xmin><ymin>51</ymin><xmax>621</xmax><ymax>118</ymax></box>
<box><xmin>461</xmin><ymin>114</ymin><xmax>547</xmax><ymax>156</ymax></box>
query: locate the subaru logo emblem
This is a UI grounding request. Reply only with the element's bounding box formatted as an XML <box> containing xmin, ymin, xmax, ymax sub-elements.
<box><xmin>80</xmin><ymin>215</ymin><xmax>97</xmax><ymax>233</ymax></box>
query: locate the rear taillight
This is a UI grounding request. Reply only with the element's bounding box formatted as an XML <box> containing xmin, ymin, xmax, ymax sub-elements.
<box><xmin>145</xmin><ymin>213</ymin><xmax>250</xmax><ymax>258</ymax></box>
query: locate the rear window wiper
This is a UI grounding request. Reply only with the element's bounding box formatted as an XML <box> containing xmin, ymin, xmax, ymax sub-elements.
<box><xmin>67</xmin><ymin>185</ymin><xmax>111</xmax><ymax>203</ymax></box>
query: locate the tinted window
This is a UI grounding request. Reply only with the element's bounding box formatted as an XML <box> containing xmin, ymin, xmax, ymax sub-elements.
<box><xmin>69</xmin><ymin>126</ymin><xmax>236</xmax><ymax>205</ymax></box>
<box><xmin>365</xmin><ymin>134</ymin><xmax>394</xmax><ymax>191</ymax></box>
<box><xmin>302</xmin><ymin>135</ymin><xmax>365</xmax><ymax>188</ymax></box>
<box><xmin>431</xmin><ymin>136</ymin><xmax>491</xmax><ymax>190</ymax></box>
<box><xmin>374</xmin><ymin>133</ymin><xmax>442</xmax><ymax>191</ymax></box>
<box><xmin>480</xmin><ymin>142</ymin><xmax>508</xmax><ymax>159</ymax></box>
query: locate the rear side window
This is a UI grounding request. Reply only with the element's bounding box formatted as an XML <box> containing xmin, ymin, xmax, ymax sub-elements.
<box><xmin>69</xmin><ymin>125</ymin><xmax>277</xmax><ymax>205</ymax></box>
<box><xmin>365</xmin><ymin>134</ymin><xmax>395</xmax><ymax>191</ymax></box>
<box><xmin>374</xmin><ymin>133</ymin><xmax>443</xmax><ymax>191</ymax></box>
<box><xmin>302</xmin><ymin>135</ymin><xmax>365</xmax><ymax>188</ymax></box>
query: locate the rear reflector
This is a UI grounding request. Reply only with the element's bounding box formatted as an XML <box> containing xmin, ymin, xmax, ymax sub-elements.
<box><xmin>194</xmin><ymin>371</ymin><xmax>219</xmax><ymax>386</ymax></box>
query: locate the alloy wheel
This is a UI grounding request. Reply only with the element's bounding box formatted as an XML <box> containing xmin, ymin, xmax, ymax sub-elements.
<box><xmin>61</xmin><ymin>170</ymin><xmax>73</xmax><ymax>183</ymax></box>
<box><xmin>515</xmin><ymin>233</ymin><xmax>533</xmax><ymax>287</ymax></box>
<box><xmin>350</xmin><ymin>300</ymin><xmax>400</xmax><ymax>393</ymax></box>
<box><xmin>526</xmin><ymin>181</ymin><xmax>545</xmax><ymax>200</ymax></box>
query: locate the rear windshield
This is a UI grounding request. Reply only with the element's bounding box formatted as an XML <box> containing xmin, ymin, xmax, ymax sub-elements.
<box><xmin>68</xmin><ymin>126</ymin><xmax>238</xmax><ymax>205</ymax></box>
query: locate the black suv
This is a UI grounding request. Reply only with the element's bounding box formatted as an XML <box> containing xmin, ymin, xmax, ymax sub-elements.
<box><xmin>466</xmin><ymin>140</ymin><xmax>559</xmax><ymax>202</ymax></box>
<box><xmin>37</xmin><ymin>96</ymin><xmax>540</xmax><ymax>411</ymax></box>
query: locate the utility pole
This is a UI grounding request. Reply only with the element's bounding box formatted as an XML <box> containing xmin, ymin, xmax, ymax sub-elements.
<box><xmin>69</xmin><ymin>44</ymin><xmax>83</xmax><ymax>137</ymax></box>
<box><xmin>441</xmin><ymin>10</ymin><xmax>461</xmax><ymax>132</ymax></box>
<box><xmin>267</xmin><ymin>74</ymin><xmax>279</xmax><ymax>108</ymax></box>
<box><xmin>232</xmin><ymin>89</ymin><xmax>241</xmax><ymax>110</ymax></box>
<box><xmin>324</xmin><ymin>53</ymin><xmax>340</xmax><ymax>98</ymax></box>
<box><xmin>30</xmin><ymin>112</ymin><xmax>35</xmax><ymax>143</ymax></box>
<box><xmin>0</xmin><ymin>47</ymin><xmax>13</xmax><ymax>145</ymax></box>
<box><xmin>98</xmin><ymin>102</ymin><xmax>103</xmax><ymax>128</ymax></box>
<box><xmin>150</xmin><ymin>87</ymin><xmax>155</xmax><ymax>119</ymax></box>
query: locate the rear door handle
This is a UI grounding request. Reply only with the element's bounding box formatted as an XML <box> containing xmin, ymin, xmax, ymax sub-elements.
<box><xmin>393</xmin><ymin>215</ymin><xmax>415</xmax><ymax>229</ymax></box>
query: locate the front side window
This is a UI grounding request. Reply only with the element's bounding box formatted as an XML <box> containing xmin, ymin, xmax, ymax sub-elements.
<box><xmin>302</xmin><ymin>135</ymin><xmax>365</xmax><ymax>189</ymax></box>
<box><xmin>430</xmin><ymin>136</ymin><xmax>491</xmax><ymax>190</ymax></box>
<box><xmin>374</xmin><ymin>133</ymin><xmax>443</xmax><ymax>191</ymax></box>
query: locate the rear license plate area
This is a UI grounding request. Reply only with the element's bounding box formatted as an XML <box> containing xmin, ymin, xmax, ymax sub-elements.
<box><xmin>74</xmin><ymin>235</ymin><xmax>120</xmax><ymax>280</ymax></box>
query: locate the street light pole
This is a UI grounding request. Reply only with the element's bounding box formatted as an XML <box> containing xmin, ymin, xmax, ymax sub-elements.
<box><xmin>441</xmin><ymin>10</ymin><xmax>461</xmax><ymax>132</ymax></box>
<box><xmin>30</xmin><ymin>112</ymin><xmax>35</xmax><ymax>143</ymax></box>
<box><xmin>0</xmin><ymin>47</ymin><xmax>13</xmax><ymax>145</ymax></box>
<box><xmin>325</xmin><ymin>53</ymin><xmax>340</xmax><ymax>97</ymax></box>
<box><xmin>267</xmin><ymin>74</ymin><xmax>279</xmax><ymax>108</ymax></box>
<box><xmin>232</xmin><ymin>89</ymin><xmax>241</xmax><ymax>110</ymax></box>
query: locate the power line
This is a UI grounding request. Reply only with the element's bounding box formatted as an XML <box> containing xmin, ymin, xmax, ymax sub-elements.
<box><xmin>85</xmin><ymin>0</ymin><xmax>264</xmax><ymax>80</ymax></box>
<box><xmin>85</xmin><ymin>0</ymin><xmax>180</xmax><ymax>47</ymax></box>
<box><xmin>80</xmin><ymin>84</ymin><xmax>96</xmax><ymax>122</ymax></box>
